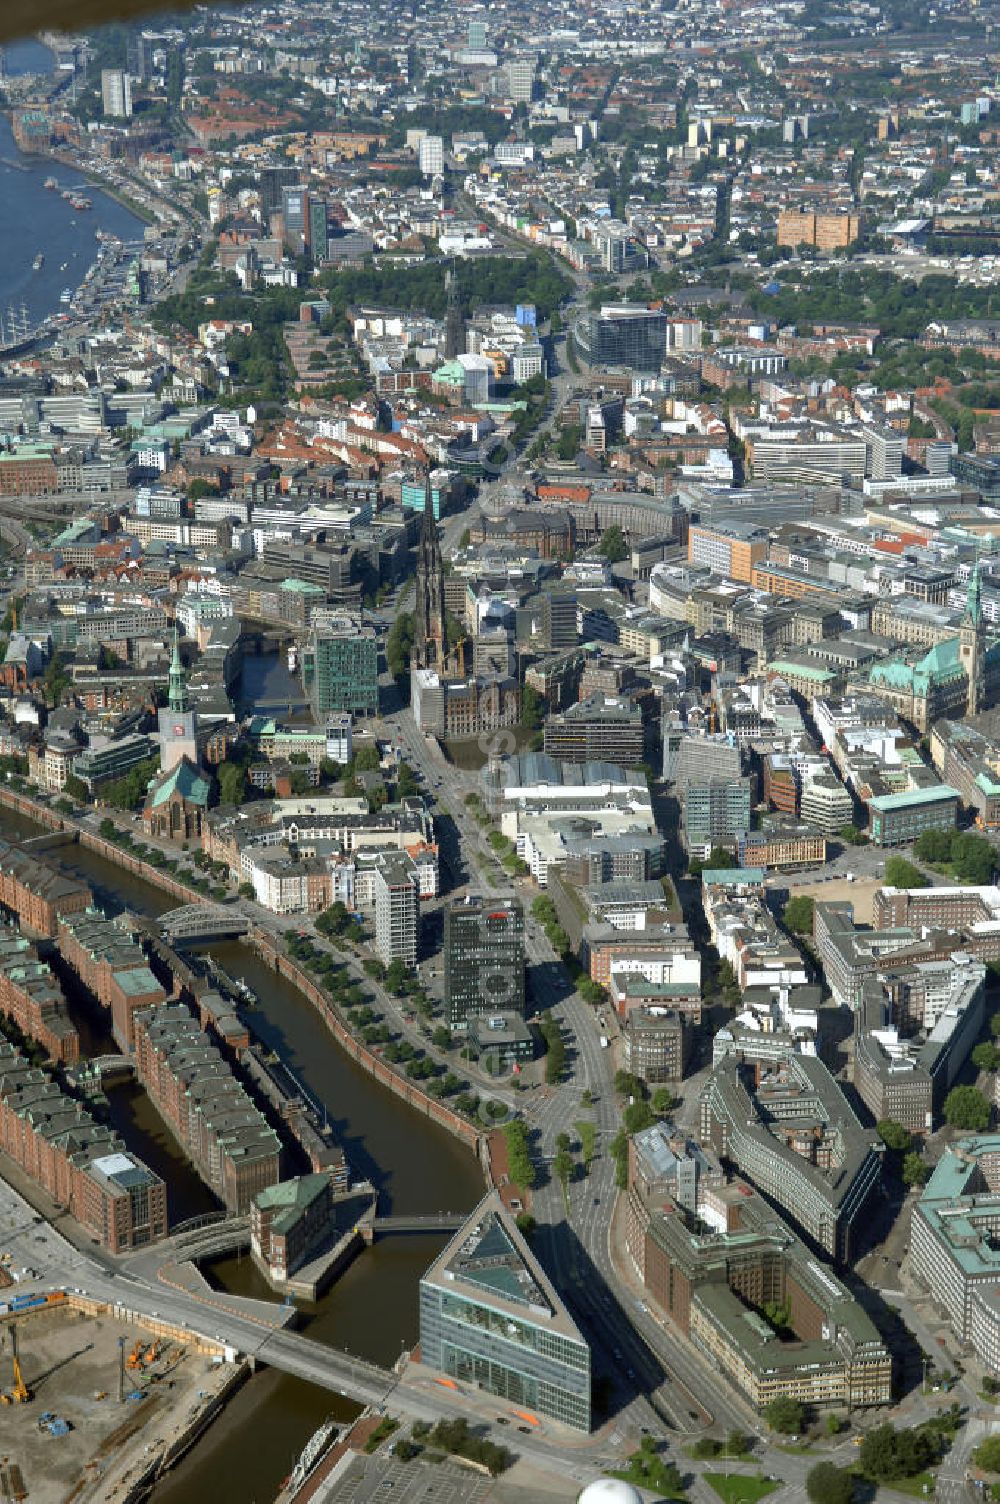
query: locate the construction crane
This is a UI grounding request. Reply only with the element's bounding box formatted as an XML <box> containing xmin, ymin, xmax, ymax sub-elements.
<box><xmin>1</xmin><ymin>1326</ymin><xmax>30</xmax><ymax>1404</ymax></box>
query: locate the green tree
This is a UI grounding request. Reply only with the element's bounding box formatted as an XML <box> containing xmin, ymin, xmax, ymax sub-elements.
<box><xmin>914</xmin><ymin>828</ymin><xmax>955</xmax><ymax>864</ymax></box>
<box><xmin>974</xmin><ymin>1437</ymin><xmax>1000</xmax><ymax>1473</ymax></box>
<box><xmin>902</xmin><ymin>1152</ymin><xmax>930</xmax><ymax>1188</ymax></box>
<box><xmin>884</xmin><ymin>856</ymin><xmax>929</xmax><ymax>889</ymax></box>
<box><xmin>396</xmin><ymin>761</ymin><xmax>419</xmax><ymax>799</ymax></box>
<box><xmin>521</xmin><ymin>682</ymin><xmax>545</xmax><ymax>732</ymax></box>
<box><xmin>806</xmin><ymin>1463</ymin><xmax>854</xmax><ymax>1504</ymax></box>
<box><xmin>877</xmin><ymin>1120</ymin><xmax>911</xmax><ymax>1152</ymax></box>
<box><xmin>651</xmin><ymin>1086</ymin><xmax>675</xmax><ymax>1115</ymax></box>
<box><xmin>386</xmin><ymin>611</ymin><xmax>414</xmax><ymax>678</ymax></box>
<box><xmin>783</xmin><ymin>895</ymin><xmax>815</xmax><ymax>935</ymax></box>
<box><xmin>763</xmin><ymin>1395</ymin><xmax>805</xmax><ymax>1435</ymax></box>
<box><xmin>216</xmin><ymin>760</ymin><xmax>247</xmax><ymax>807</ymax></box>
<box><xmin>597</xmin><ymin>525</ymin><xmax>628</xmax><ymax>563</ymax></box>
<box><xmin>944</xmin><ymin>1084</ymin><xmax>991</xmax><ymax>1131</ymax></box>
<box><xmin>973</xmin><ymin>1042</ymin><xmax>1000</xmax><ymax>1073</ymax></box>
<box><xmin>858</xmin><ymin>1424</ymin><xmax>936</xmax><ymax>1482</ymax></box>
<box><xmin>62</xmin><ymin>774</ymin><xmax>89</xmax><ymax>803</ymax></box>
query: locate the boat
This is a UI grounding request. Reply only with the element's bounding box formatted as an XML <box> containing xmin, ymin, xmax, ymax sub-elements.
<box><xmin>43</xmin><ymin>177</ymin><xmax>57</xmax><ymax>191</ymax></box>
<box><xmin>31</xmin><ymin>254</ymin><xmax>43</xmax><ymax>272</ymax></box>
<box><xmin>59</xmin><ymin>263</ymin><xmax>67</xmax><ymax>271</ymax></box>
<box><xmin>59</xmin><ymin>289</ymin><xmax>72</xmax><ymax>305</ymax></box>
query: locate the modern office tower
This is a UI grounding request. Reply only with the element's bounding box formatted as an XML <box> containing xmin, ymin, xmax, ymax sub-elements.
<box><xmin>419</xmin><ymin>134</ymin><xmax>444</xmax><ymax>177</ymax></box>
<box><xmin>260</xmin><ymin>166</ymin><xmax>299</xmax><ymax>219</ymax></box>
<box><xmin>101</xmin><ymin>69</ymin><xmax>132</xmax><ymax>118</ymax></box>
<box><xmin>575</xmin><ymin>306</ymin><xmax>668</xmax><ymax>372</ymax></box>
<box><xmin>444</xmin><ymin>894</ymin><xmax>525</xmax><ymax>1030</ymax></box>
<box><xmin>682</xmin><ymin>778</ymin><xmax>752</xmax><ymax>853</ymax></box>
<box><xmin>506</xmin><ymin>56</ymin><xmax>535</xmax><ymax>102</ymax></box>
<box><xmin>302</xmin><ymin>612</ymin><xmax>378</xmax><ymax>717</ymax></box>
<box><xmin>308</xmin><ymin>196</ymin><xmax>329</xmax><ymax>261</ymax></box>
<box><xmin>126</xmin><ymin>32</ymin><xmax>153</xmax><ymax>79</ymax></box>
<box><xmin>468</xmin><ymin>18</ymin><xmax>488</xmax><ymax>48</ymax></box>
<box><xmin>420</xmin><ymin>1192</ymin><xmax>591</xmax><ymax>1430</ymax></box>
<box><xmin>282</xmin><ymin>186</ymin><xmax>308</xmax><ymax>249</ymax></box>
<box><xmin>373</xmin><ymin>853</ymin><xmax>419</xmax><ymax>967</ymax></box>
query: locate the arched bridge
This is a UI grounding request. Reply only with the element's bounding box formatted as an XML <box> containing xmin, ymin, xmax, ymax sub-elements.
<box><xmin>161</xmin><ymin>904</ymin><xmax>250</xmax><ymax>944</ymax></box>
<box><xmin>169</xmin><ymin>1215</ymin><xmax>250</xmax><ymax>1261</ymax></box>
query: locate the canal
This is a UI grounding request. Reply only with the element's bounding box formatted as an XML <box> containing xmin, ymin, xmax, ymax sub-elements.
<box><xmin>0</xmin><ymin>805</ymin><xmax>485</xmax><ymax>1502</ymax></box>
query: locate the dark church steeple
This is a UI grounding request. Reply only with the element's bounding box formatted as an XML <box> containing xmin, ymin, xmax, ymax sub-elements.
<box><xmin>412</xmin><ymin>474</ymin><xmax>447</xmax><ymax>670</ymax></box>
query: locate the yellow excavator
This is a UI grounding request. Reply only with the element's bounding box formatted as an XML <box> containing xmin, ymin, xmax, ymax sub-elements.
<box><xmin>0</xmin><ymin>1326</ymin><xmax>30</xmax><ymax>1405</ymax></box>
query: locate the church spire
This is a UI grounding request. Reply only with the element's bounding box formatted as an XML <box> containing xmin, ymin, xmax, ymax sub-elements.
<box><xmin>168</xmin><ymin>625</ymin><xmax>189</xmax><ymax>715</ymax></box>
<box><xmin>965</xmin><ymin>558</ymin><xmax>982</xmax><ymax>629</ymax></box>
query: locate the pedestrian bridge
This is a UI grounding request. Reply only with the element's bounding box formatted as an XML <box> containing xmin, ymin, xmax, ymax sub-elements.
<box><xmin>169</xmin><ymin>1215</ymin><xmax>250</xmax><ymax>1261</ymax></box>
<box><xmin>160</xmin><ymin>904</ymin><xmax>250</xmax><ymax>944</ymax></box>
<box><xmin>373</xmin><ymin>1214</ymin><xmax>465</xmax><ymax>1234</ymax></box>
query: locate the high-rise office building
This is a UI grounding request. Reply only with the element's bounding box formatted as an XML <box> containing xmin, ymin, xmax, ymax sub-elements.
<box><xmin>308</xmin><ymin>196</ymin><xmax>329</xmax><ymax>261</ymax></box>
<box><xmin>575</xmin><ymin>305</ymin><xmax>668</xmax><ymax>372</ymax></box>
<box><xmin>682</xmin><ymin>778</ymin><xmax>753</xmax><ymax>854</ymax></box>
<box><xmin>260</xmin><ymin>166</ymin><xmax>299</xmax><ymax>219</ymax></box>
<box><xmin>420</xmin><ymin>1192</ymin><xmax>591</xmax><ymax>1430</ymax></box>
<box><xmin>506</xmin><ymin>56</ymin><xmax>535</xmax><ymax>102</ymax></box>
<box><xmin>281</xmin><ymin>186</ymin><xmax>308</xmax><ymax>250</ymax></box>
<box><xmin>444</xmin><ymin>893</ymin><xmax>525</xmax><ymax>1030</ymax></box>
<box><xmin>302</xmin><ymin>612</ymin><xmax>378</xmax><ymax>717</ymax></box>
<box><xmin>101</xmin><ymin>69</ymin><xmax>132</xmax><ymax>118</ymax></box>
<box><xmin>126</xmin><ymin>32</ymin><xmax>153</xmax><ymax>80</ymax></box>
<box><xmin>419</xmin><ymin>134</ymin><xmax>444</xmax><ymax>177</ymax></box>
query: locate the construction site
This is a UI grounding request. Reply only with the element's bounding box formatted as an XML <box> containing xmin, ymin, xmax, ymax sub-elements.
<box><xmin>0</xmin><ymin>1296</ymin><xmax>242</xmax><ymax>1504</ymax></box>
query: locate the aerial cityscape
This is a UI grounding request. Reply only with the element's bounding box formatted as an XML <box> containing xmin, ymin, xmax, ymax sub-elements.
<box><xmin>3</xmin><ymin>0</ymin><xmax>1000</xmax><ymax>1501</ymax></box>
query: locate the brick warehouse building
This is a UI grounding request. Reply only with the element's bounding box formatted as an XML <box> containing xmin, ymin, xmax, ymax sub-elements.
<box><xmin>0</xmin><ymin>1038</ymin><xmax>165</xmax><ymax>1251</ymax></box>
<box><xmin>0</xmin><ymin>841</ymin><xmax>91</xmax><ymax>937</ymax></box>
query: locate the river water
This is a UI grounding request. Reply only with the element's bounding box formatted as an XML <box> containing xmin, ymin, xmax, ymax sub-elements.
<box><xmin>0</xmin><ymin>108</ymin><xmax>146</xmax><ymax>331</ymax></box>
<box><xmin>0</xmin><ymin>804</ymin><xmax>484</xmax><ymax>1502</ymax></box>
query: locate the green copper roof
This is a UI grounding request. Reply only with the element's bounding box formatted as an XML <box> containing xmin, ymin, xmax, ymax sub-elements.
<box><xmin>148</xmin><ymin>759</ymin><xmax>211</xmax><ymax>810</ymax></box>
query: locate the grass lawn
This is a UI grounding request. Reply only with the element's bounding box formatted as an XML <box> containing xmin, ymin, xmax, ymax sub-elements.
<box><xmin>877</xmin><ymin>1472</ymin><xmax>936</xmax><ymax>1498</ymax></box>
<box><xmin>704</xmin><ymin>1474</ymin><xmax>779</xmax><ymax>1504</ymax></box>
<box><xmin>607</xmin><ymin>1467</ymin><xmax>684</xmax><ymax>1500</ymax></box>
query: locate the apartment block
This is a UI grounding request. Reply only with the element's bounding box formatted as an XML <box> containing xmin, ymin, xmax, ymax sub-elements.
<box><xmin>373</xmin><ymin>851</ymin><xmax>419</xmax><ymax>967</ymax></box>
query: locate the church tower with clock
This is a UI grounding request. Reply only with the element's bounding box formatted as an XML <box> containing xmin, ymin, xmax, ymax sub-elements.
<box><xmin>158</xmin><ymin>628</ymin><xmax>200</xmax><ymax>773</ymax></box>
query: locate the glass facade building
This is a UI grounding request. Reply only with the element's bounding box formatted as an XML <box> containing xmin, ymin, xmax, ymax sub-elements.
<box><xmin>419</xmin><ymin>1195</ymin><xmax>591</xmax><ymax>1430</ymax></box>
<box><xmin>302</xmin><ymin>614</ymin><xmax>379</xmax><ymax>717</ymax></box>
<box><xmin>575</xmin><ymin>306</ymin><xmax>668</xmax><ymax>372</ymax></box>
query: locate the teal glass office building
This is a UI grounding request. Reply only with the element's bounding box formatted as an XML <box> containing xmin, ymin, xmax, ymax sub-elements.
<box><xmin>419</xmin><ymin>1193</ymin><xmax>591</xmax><ymax>1430</ymax></box>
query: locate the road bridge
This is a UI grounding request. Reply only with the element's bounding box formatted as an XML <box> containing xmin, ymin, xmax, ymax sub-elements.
<box><xmin>160</xmin><ymin>903</ymin><xmax>250</xmax><ymax>944</ymax></box>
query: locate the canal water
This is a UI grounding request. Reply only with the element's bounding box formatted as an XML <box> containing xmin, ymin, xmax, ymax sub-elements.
<box><xmin>0</xmin><ymin>805</ymin><xmax>484</xmax><ymax>1501</ymax></box>
<box><xmin>238</xmin><ymin>648</ymin><xmax>309</xmax><ymax>719</ymax></box>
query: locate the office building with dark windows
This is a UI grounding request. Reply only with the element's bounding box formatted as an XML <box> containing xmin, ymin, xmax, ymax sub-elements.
<box><xmin>444</xmin><ymin>893</ymin><xmax>525</xmax><ymax>1031</ymax></box>
<box><xmin>419</xmin><ymin>1192</ymin><xmax>591</xmax><ymax>1430</ymax></box>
